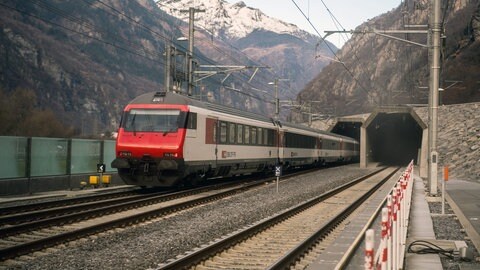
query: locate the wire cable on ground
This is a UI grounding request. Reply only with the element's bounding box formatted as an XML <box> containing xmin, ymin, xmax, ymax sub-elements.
<box><xmin>407</xmin><ymin>240</ymin><xmax>455</xmax><ymax>259</ymax></box>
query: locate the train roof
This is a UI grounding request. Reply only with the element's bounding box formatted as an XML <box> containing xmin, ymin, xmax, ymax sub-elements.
<box><xmin>129</xmin><ymin>91</ymin><xmax>357</xmax><ymax>142</ymax></box>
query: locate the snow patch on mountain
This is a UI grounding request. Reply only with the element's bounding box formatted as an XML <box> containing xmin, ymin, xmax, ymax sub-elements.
<box><xmin>157</xmin><ymin>0</ymin><xmax>314</xmax><ymax>41</ymax></box>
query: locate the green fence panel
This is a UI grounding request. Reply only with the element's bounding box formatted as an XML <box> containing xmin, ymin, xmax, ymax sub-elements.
<box><xmin>0</xmin><ymin>136</ymin><xmax>28</xmax><ymax>179</ymax></box>
<box><xmin>103</xmin><ymin>140</ymin><xmax>116</xmax><ymax>172</ymax></box>
<box><xmin>30</xmin><ymin>137</ymin><xmax>69</xmax><ymax>177</ymax></box>
<box><xmin>71</xmin><ymin>139</ymin><xmax>101</xmax><ymax>174</ymax></box>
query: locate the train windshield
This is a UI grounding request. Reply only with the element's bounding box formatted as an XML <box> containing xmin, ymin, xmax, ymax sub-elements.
<box><xmin>123</xmin><ymin>109</ymin><xmax>185</xmax><ymax>133</ymax></box>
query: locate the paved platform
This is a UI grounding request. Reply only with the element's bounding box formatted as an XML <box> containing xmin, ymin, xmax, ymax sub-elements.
<box><xmin>406</xmin><ymin>174</ymin><xmax>480</xmax><ymax>269</ymax></box>
<box><xmin>404</xmin><ymin>174</ymin><xmax>443</xmax><ymax>269</ymax></box>
<box><xmin>445</xmin><ymin>179</ymin><xmax>480</xmax><ymax>254</ymax></box>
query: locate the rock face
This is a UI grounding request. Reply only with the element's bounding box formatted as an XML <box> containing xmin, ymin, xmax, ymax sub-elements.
<box><xmin>0</xmin><ymin>0</ymin><xmax>174</xmax><ymax>134</ymax></box>
<box><xmin>414</xmin><ymin>103</ymin><xmax>480</xmax><ymax>182</ymax></box>
<box><xmin>299</xmin><ymin>0</ymin><xmax>480</xmax><ymax>118</ymax></box>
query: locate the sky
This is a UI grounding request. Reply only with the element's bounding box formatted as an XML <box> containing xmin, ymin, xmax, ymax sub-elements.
<box><xmin>241</xmin><ymin>0</ymin><xmax>401</xmax><ymax>48</ymax></box>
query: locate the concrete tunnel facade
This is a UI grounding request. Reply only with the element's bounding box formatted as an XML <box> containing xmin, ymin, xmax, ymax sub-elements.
<box><xmin>328</xmin><ymin>107</ymin><xmax>428</xmax><ymax>178</ymax></box>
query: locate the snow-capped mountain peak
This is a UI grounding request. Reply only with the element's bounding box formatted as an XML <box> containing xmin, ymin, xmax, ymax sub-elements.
<box><xmin>157</xmin><ymin>0</ymin><xmax>312</xmax><ymax>40</ymax></box>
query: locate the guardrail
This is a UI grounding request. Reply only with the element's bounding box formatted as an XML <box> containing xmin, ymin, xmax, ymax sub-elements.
<box><xmin>0</xmin><ymin>136</ymin><xmax>116</xmax><ymax>179</ymax></box>
<box><xmin>0</xmin><ymin>136</ymin><xmax>120</xmax><ymax>195</ymax></box>
<box><xmin>365</xmin><ymin>160</ymin><xmax>414</xmax><ymax>270</ymax></box>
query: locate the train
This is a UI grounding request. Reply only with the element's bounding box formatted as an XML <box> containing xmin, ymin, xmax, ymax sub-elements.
<box><xmin>111</xmin><ymin>91</ymin><xmax>359</xmax><ymax>187</ymax></box>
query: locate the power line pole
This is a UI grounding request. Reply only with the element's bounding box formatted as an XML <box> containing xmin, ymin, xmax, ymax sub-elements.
<box><xmin>181</xmin><ymin>7</ymin><xmax>205</xmax><ymax>96</ymax></box>
<box><xmin>323</xmin><ymin>0</ymin><xmax>443</xmax><ymax>195</ymax></box>
<box><xmin>428</xmin><ymin>0</ymin><xmax>442</xmax><ymax>196</ymax></box>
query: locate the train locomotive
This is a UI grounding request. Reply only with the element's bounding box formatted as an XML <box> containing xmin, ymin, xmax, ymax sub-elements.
<box><xmin>111</xmin><ymin>91</ymin><xmax>359</xmax><ymax>187</ymax></box>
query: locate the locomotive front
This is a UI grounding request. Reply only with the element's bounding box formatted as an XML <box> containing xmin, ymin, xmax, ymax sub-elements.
<box><xmin>112</xmin><ymin>92</ymin><xmax>189</xmax><ymax>187</ymax></box>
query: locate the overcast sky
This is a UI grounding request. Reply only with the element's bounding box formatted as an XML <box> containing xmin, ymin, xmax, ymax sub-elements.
<box><xmin>241</xmin><ymin>0</ymin><xmax>401</xmax><ymax>48</ymax></box>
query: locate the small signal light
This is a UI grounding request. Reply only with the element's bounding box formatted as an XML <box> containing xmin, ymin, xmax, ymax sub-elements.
<box><xmin>119</xmin><ymin>151</ymin><xmax>132</xmax><ymax>157</ymax></box>
<box><xmin>163</xmin><ymin>152</ymin><xmax>178</xmax><ymax>158</ymax></box>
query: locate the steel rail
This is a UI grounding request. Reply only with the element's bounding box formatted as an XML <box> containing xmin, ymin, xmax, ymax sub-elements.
<box><xmin>267</xmin><ymin>167</ymin><xmax>399</xmax><ymax>269</ymax></box>
<box><xmin>158</xmin><ymin>167</ymin><xmax>391</xmax><ymax>270</ymax></box>
<box><xmin>0</xmin><ymin>188</ymin><xmax>141</xmax><ymax>215</ymax></box>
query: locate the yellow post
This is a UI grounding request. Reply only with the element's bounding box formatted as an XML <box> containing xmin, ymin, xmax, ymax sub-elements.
<box><xmin>102</xmin><ymin>175</ymin><xmax>111</xmax><ymax>187</ymax></box>
<box><xmin>89</xmin><ymin>176</ymin><xmax>99</xmax><ymax>187</ymax></box>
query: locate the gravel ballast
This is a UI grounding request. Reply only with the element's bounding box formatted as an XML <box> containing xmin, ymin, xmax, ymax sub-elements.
<box><xmin>4</xmin><ymin>165</ymin><xmax>479</xmax><ymax>270</ymax></box>
<box><xmin>11</xmin><ymin>165</ymin><xmax>375</xmax><ymax>270</ymax></box>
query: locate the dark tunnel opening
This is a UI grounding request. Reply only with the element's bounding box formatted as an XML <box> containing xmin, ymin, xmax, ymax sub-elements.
<box><xmin>366</xmin><ymin>113</ymin><xmax>423</xmax><ymax>166</ymax></box>
<box><xmin>330</xmin><ymin>122</ymin><xmax>362</xmax><ymax>143</ymax></box>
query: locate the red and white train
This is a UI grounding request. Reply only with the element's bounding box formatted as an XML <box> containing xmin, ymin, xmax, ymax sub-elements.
<box><xmin>112</xmin><ymin>91</ymin><xmax>359</xmax><ymax>187</ymax></box>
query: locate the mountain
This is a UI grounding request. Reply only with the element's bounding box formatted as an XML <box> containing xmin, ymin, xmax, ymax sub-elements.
<box><xmin>157</xmin><ymin>0</ymin><xmax>336</xmax><ymax>98</ymax></box>
<box><xmin>298</xmin><ymin>0</ymin><xmax>480</xmax><ymax>118</ymax></box>
<box><xmin>158</xmin><ymin>0</ymin><xmax>313</xmax><ymax>41</ymax></box>
<box><xmin>0</xmin><ymin>0</ymin><xmax>335</xmax><ymax>136</ymax></box>
<box><xmin>0</xmin><ymin>0</ymin><xmax>182</xmax><ymax>135</ymax></box>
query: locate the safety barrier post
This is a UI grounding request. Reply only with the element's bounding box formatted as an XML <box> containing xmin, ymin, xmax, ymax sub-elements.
<box><xmin>380</xmin><ymin>208</ymin><xmax>389</xmax><ymax>270</ymax></box>
<box><xmin>387</xmin><ymin>195</ymin><xmax>392</xmax><ymax>270</ymax></box>
<box><xmin>392</xmin><ymin>187</ymin><xmax>398</xmax><ymax>270</ymax></box>
<box><xmin>365</xmin><ymin>229</ymin><xmax>375</xmax><ymax>270</ymax></box>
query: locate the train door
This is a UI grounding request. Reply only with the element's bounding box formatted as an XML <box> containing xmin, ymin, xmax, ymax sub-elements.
<box><xmin>277</xmin><ymin>129</ymin><xmax>284</xmax><ymax>165</ymax></box>
<box><xmin>205</xmin><ymin>117</ymin><xmax>219</xmax><ymax>169</ymax></box>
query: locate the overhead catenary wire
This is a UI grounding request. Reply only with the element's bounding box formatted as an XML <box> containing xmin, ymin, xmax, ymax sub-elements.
<box><xmin>290</xmin><ymin>0</ymin><xmax>378</xmax><ymax>106</ymax></box>
<box><xmin>2</xmin><ymin>0</ymin><xmax>294</xmax><ymax>114</ymax></box>
<box><xmin>103</xmin><ymin>0</ymin><xmax>285</xmax><ymax>103</ymax></box>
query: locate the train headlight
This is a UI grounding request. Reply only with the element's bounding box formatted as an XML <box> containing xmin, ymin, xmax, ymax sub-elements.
<box><xmin>119</xmin><ymin>151</ymin><xmax>132</xmax><ymax>157</ymax></box>
<box><xmin>163</xmin><ymin>152</ymin><xmax>178</xmax><ymax>158</ymax></box>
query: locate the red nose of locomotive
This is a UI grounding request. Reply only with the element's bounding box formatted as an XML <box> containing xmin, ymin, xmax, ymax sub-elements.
<box><xmin>112</xmin><ymin>104</ymin><xmax>188</xmax><ymax>186</ymax></box>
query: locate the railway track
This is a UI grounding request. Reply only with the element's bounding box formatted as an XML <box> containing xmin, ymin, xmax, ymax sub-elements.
<box><xmin>0</xmin><ymin>187</ymin><xmax>144</xmax><ymax>215</ymax></box>
<box><xmin>0</xmin><ymin>169</ymin><xmax>320</xmax><ymax>262</ymax></box>
<box><xmin>158</xmin><ymin>166</ymin><xmax>399</xmax><ymax>270</ymax></box>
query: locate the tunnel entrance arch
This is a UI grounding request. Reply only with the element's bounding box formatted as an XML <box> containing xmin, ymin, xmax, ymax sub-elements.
<box><xmin>321</xmin><ymin>107</ymin><xmax>427</xmax><ymax>177</ymax></box>
<box><xmin>359</xmin><ymin>107</ymin><xmax>427</xmax><ymax>176</ymax></box>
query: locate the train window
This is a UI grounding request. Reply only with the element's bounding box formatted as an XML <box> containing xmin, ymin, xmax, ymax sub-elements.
<box><xmin>267</xmin><ymin>129</ymin><xmax>274</xmax><ymax>146</ymax></box>
<box><xmin>186</xmin><ymin>112</ymin><xmax>197</xmax><ymax>130</ymax></box>
<box><xmin>251</xmin><ymin>127</ymin><xmax>257</xmax><ymax>145</ymax></box>
<box><xmin>228</xmin><ymin>122</ymin><xmax>236</xmax><ymax>144</ymax></box>
<box><xmin>124</xmin><ymin>109</ymin><xmax>181</xmax><ymax>133</ymax></box>
<box><xmin>257</xmin><ymin>128</ymin><xmax>263</xmax><ymax>145</ymax></box>
<box><xmin>263</xmin><ymin>129</ymin><xmax>268</xmax><ymax>146</ymax></box>
<box><xmin>213</xmin><ymin>124</ymin><xmax>217</xmax><ymax>143</ymax></box>
<box><xmin>244</xmin><ymin>126</ymin><xmax>250</xmax><ymax>144</ymax></box>
<box><xmin>237</xmin><ymin>124</ymin><xmax>243</xmax><ymax>144</ymax></box>
<box><xmin>220</xmin><ymin>122</ymin><xmax>227</xmax><ymax>144</ymax></box>
<box><xmin>285</xmin><ymin>132</ymin><xmax>316</xmax><ymax>149</ymax></box>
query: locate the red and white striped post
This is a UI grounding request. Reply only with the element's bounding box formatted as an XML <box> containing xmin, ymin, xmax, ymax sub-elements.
<box><xmin>363</xmin><ymin>161</ymin><xmax>416</xmax><ymax>269</ymax></box>
<box><xmin>395</xmin><ymin>185</ymin><xmax>402</xmax><ymax>267</ymax></box>
<box><xmin>392</xmin><ymin>188</ymin><xmax>398</xmax><ymax>270</ymax></box>
<box><xmin>387</xmin><ymin>195</ymin><xmax>392</xmax><ymax>270</ymax></box>
<box><xmin>365</xmin><ymin>229</ymin><xmax>375</xmax><ymax>270</ymax></box>
<box><xmin>380</xmin><ymin>207</ymin><xmax>389</xmax><ymax>270</ymax></box>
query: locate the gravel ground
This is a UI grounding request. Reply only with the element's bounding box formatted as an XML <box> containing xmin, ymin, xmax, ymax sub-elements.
<box><xmin>429</xmin><ymin>202</ymin><xmax>480</xmax><ymax>270</ymax></box>
<box><xmin>4</xmin><ymin>165</ymin><xmax>375</xmax><ymax>270</ymax></box>
<box><xmin>4</xmin><ymin>165</ymin><xmax>478</xmax><ymax>270</ymax></box>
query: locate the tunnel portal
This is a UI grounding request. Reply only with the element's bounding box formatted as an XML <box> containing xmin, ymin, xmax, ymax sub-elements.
<box><xmin>366</xmin><ymin>112</ymin><xmax>423</xmax><ymax>165</ymax></box>
<box><xmin>328</xmin><ymin>107</ymin><xmax>427</xmax><ymax>171</ymax></box>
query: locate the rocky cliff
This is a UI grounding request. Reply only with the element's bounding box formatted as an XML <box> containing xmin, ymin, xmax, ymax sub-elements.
<box><xmin>0</xmin><ymin>0</ymin><xmax>177</xmax><ymax>134</ymax></box>
<box><xmin>299</xmin><ymin>0</ymin><xmax>480</xmax><ymax>118</ymax></box>
<box><xmin>415</xmin><ymin>102</ymin><xmax>480</xmax><ymax>182</ymax></box>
